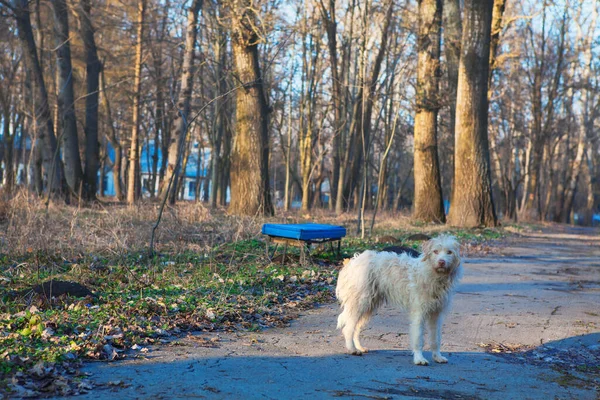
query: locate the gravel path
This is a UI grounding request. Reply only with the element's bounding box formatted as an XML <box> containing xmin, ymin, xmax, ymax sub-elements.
<box><xmin>79</xmin><ymin>225</ymin><xmax>600</xmax><ymax>399</ymax></box>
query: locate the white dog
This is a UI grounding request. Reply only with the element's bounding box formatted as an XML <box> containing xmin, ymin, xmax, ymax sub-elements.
<box><xmin>336</xmin><ymin>235</ymin><xmax>462</xmax><ymax>365</ymax></box>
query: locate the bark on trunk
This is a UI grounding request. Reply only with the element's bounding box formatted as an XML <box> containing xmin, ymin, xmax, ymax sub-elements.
<box><xmin>443</xmin><ymin>0</ymin><xmax>461</xmax><ymax>185</ymax></box>
<box><xmin>77</xmin><ymin>0</ymin><xmax>102</xmax><ymax>200</ymax></box>
<box><xmin>51</xmin><ymin>0</ymin><xmax>85</xmax><ymax>196</ymax></box>
<box><xmin>100</xmin><ymin>65</ymin><xmax>124</xmax><ymax>200</ymax></box>
<box><xmin>413</xmin><ymin>0</ymin><xmax>445</xmax><ymax>223</ymax></box>
<box><xmin>14</xmin><ymin>0</ymin><xmax>65</xmax><ymax>196</ymax></box>
<box><xmin>229</xmin><ymin>1</ymin><xmax>273</xmax><ymax>216</ymax></box>
<box><xmin>160</xmin><ymin>0</ymin><xmax>203</xmax><ymax>204</ymax></box>
<box><xmin>319</xmin><ymin>0</ymin><xmax>342</xmax><ymax>208</ymax></box>
<box><xmin>1</xmin><ymin>111</ymin><xmax>14</xmax><ymax>193</ymax></box>
<box><xmin>127</xmin><ymin>0</ymin><xmax>146</xmax><ymax>205</ymax></box>
<box><xmin>210</xmin><ymin>15</ymin><xmax>227</xmax><ymax>208</ymax></box>
<box><xmin>447</xmin><ymin>0</ymin><xmax>497</xmax><ymax>227</ymax></box>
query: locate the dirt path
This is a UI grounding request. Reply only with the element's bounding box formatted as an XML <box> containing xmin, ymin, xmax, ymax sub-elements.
<box><xmin>79</xmin><ymin>226</ymin><xmax>600</xmax><ymax>399</ymax></box>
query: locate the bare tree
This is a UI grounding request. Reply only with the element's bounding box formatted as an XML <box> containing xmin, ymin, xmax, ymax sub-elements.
<box><xmin>443</xmin><ymin>0</ymin><xmax>461</xmax><ymax>151</ymax></box>
<box><xmin>75</xmin><ymin>0</ymin><xmax>102</xmax><ymax>200</ymax></box>
<box><xmin>160</xmin><ymin>0</ymin><xmax>203</xmax><ymax>204</ymax></box>
<box><xmin>413</xmin><ymin>0</ymin><xmax>445</xmax><ymax>223</ymax></box>
<box><xmin>447</xmin><ymin>0</ymin><xmax>497</xmax><ymax>227</ymax></box>
<box><xmin>50</xmin><ymin>0</ymin><xmax>85</xmax><ymax>197</ymax></box>
<box><xmin>11</xmin><ymin>0</ymin><xmax>65</xmax><ymax>195</ymax></box>
<box><xmin>127</xmin><ymin>0</ymin><xmax>146</xmax><ymax>205</ymax></box>
<box><xmin>228</xmin><ymin>0</ymin><xmax>273</xmax><ymax>216</ymax></box>
<box><xmin>557</xmin><ymin>3</ymin><xmax>597</xmax><ymax>223</ymax></box>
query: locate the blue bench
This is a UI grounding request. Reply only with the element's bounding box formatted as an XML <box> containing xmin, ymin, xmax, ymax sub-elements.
<box><xmin>262</xmin><ymin>223</ymin><xmax>346</xmax><ymax>263</ymax></box>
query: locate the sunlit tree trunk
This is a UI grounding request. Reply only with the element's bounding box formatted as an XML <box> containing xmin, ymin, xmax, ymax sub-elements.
<box><xmin>127</xmin><ymin>0</ymin><xmax>146</xmax><ymax>205</ymax></box>
<box><xmin>229</xmin><ymin>0</ymin><xmax>273</xmax><ymax>216</ymax></box>
<box><xmin>413</xmin><ymin>0</ymin><xmax>445</xmax><ymax>223</ymax></box>
<box><xmin>99</xmin><ymin>70</ymin><xmax>124</xmax><ymax>200</ymax></box>
<box><xmin>319</xmin><ymin>0</ymin><xmax>342</xmax><ymax>209</ymax></box>
<box><xmin>447</xmin><ymin>0</ymin><xmax>497</xmax><ymax>227</ymax></box>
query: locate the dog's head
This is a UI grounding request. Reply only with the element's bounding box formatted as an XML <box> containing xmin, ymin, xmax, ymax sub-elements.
<box><xmin>421</xmin><ymin>235</ymin><xmax>462</xmax><ymax>276</ymax></box>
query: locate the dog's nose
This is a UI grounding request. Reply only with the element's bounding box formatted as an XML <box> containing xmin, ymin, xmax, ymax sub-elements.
<box><xmin>437</xmin><ymin>260</ymin><xmax>446</xmax><ymax>268</ymax></box>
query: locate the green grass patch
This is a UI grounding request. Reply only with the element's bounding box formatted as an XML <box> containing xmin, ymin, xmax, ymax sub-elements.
<box><xmin>0</xmin><ymin>240</ymin><xmax>338</xmax><ymax>376</ymax></box>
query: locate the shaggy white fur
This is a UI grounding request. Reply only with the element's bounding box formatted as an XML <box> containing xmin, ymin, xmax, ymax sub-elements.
<box><xmin>336</xmin><ymin>235</ymin><xmax>463</xmax><ymax>365</ymax></box>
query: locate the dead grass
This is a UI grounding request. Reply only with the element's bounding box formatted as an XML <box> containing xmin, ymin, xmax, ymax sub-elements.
<box><xmin>0</xmin><ymin>192</ymin><xmax>267</xmax><ymax>258</ymax></box>
<box><xmin>0</xmin><ymin>190</ymin><xmax>507</xmax><ymax>260</ymax></box>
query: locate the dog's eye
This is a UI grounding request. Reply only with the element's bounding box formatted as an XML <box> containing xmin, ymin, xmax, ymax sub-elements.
<box><xmin>447</xmin><ymin>250</ymin><xmax>453</xmax><ymax>255</ymax></box>
<box><xmin>433</xmin><ymin>250</ymin><xmax>439</xmax><ymax>254</ymax></box>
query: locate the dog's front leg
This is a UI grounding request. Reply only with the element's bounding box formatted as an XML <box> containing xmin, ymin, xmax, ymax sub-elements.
<box><xmin>410</xmin><ymin>312</ymin><xmax>428</xmax><ymax>365</ymax></box>
<box><xmin>427</xmin><ymin>312</ymin><xmax>448</xmax><ymax>363</ymax></box>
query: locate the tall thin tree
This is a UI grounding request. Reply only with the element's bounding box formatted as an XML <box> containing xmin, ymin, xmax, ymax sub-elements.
<box><xmin>160</xmin><ymin>0</ymin><xmax>203</xmax><ymax>205</ymax></box>
<box><xmin>12</xmin><ymin>0</ymin><xmax>65</xmax><ymax>195</ymax></box>
<box><xmin>76</xmin><ymin>0</ymin><xmax>102</xmax><ymax>200</ymax></box>
<box><xmin>127</xmin><ymin>0</ymin><xmax>146</xmax><ymax>205</ymax></box>
<box><xmin>51</xmin><ymin>0</ymin><xmax>85</xmax><ymax>196</ymax></box>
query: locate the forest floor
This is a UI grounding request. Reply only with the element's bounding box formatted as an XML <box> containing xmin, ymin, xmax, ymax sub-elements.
<box><xmin>75</xmin><ymin>224</ymin><xmax>600</xmax><ymax>400</ymax></box>
<box><xmin>0</xmin><ymin>196</ymin><xmax>599</xmax><ymax>398</ymax></box>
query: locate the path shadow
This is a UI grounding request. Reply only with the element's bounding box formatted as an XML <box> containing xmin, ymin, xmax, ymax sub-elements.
<box><xmin>79</xmin><ymin>333</ymin><xmax>600</xmax><ymax>400</ymax></box>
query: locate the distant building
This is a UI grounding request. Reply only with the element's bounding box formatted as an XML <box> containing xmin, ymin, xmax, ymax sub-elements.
<box><xmin>101</xmin><ymin>140</ymin><xmax>212</xmax><ymax>201</ymax></box>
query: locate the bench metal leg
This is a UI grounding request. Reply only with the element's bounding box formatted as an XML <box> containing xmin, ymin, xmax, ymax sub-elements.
<box><xmin>265</xmin><ymin>237</ymin><xmax>279</xmax><ymax>261</ymax></box>
<box><xmin>265</xmin><ymin>238</ymin><xmax>269</xmax><ymax>259</ymax></box>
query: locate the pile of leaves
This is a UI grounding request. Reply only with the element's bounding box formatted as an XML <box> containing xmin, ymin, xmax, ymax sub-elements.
<box><xmin>478</xmin><ymin>341</ymin><xmax>600</xmax><ymax>390</ymax></box>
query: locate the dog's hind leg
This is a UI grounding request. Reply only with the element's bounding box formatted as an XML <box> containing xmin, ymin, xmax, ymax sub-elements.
<box><xmin>427</xmin><ymin>312</ymin><xmax>448</xmax><ymax>363</ymax></box>
<box><xmin>340</xmin><ymin>308</ymin><xmax>362</xmax><ymax>355</ymax></box>
<box><xmin>410</xmin><ymin>312</ymin><xmax>429</xmax><ymax>365</ymax></box>
<box><xmin>353</xmin><ymin>312</ymin><xmax>372</xmax><ymax>353</ymax></box>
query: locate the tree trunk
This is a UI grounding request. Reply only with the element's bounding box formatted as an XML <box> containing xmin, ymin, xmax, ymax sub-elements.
<box><xmin>413</xmin><ymin>0</ymin><xmax>445</xmax><ymax>223</ymax></box>
<box><xmin>319</xmin><ymin>0</ymin><xmax>342</xmax><ymax>208</ymax></box>
<box><xmin>51</xmin><ymin>0</ymin><xmax>85</xmax><ymax>196</ymax></box>
<box><xmin>99</xmin><ymin>64</ymin><xmax>124</xmax><ymax>200</ymax></box>
<box><xmin>160</xmin><ymin>0</ymin><xmax>203</xmax><ymax>204</ymax></box>
<box><xmin>210</xmin><ymin>13</ymin><xmax>227</xmax><ymax>208</ymax></box>
<box><xmin>13</xmin><ymin>0</ymin><xmax>65</xmax><ymax>196</ymax></box>
<box><xmin>283</xmin><ymin>91</ymin><xmax>293</xmax><ymax>211</ymax></box>
<box><xmin>127</xmin><ymin>0</ymin><xmax>146</xmax><ymax>205</ymax></box>
<box><xmin>487</xmin><ymin>0</ymin><xmax>506</xmax><ymax>88</ymax></box>
<box><xmin>149</xmin><ymin>0</ymin><xmax>169</xmax><ymax>198</ymax></box>
<box><xmin>229</xmin><ymin>1</ymin><xmax>273</xmax><ymax>216</ymax></box>
<box><xmin>32</xmin><ymin>141</ymin><xmax>43</xmax><ymax>194</ymax></box>
<box><xmin>76</xmin><ymin>0</ymin><xmax>102</xmax><ymax>200</ymax></box>
<box><xmin>1</xmin><ymin>110</ymin><xmax>14</xmax><ymax>193</ymax></box>
<box><xmin>443</xmin><ymin>0</ymin><xmax>461</xmax><ymax>185</ymax></box>
<box><xmin>219</xmin><ymin>116</ymin><xmax>232</xmax><ymax>206</ymax></box>
<box><xmin>447</xmin><ymin>0</ymin><xmax>497</xmax><ymax>227</ymax></box>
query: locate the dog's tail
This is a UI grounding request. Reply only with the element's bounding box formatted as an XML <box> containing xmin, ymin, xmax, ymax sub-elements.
<box><xmin>336</xmin><ymin>311</ymin><xmax>346</xmax><ymax>330</ymax></box>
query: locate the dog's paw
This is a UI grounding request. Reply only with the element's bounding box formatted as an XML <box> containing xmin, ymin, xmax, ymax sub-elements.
<box><xmin>432</xmin><ymin>353</ymin><xmax>448</xmax><ymax>363</ymax></box>
<box><xmin>351</xmin><ymin>350</ymin><xmax>363</xmax><ymax>356</ymax></box>
<box><xmin>413</xmin><ymin>354</ymin><xmax>429</xmax><ymax>366</ymax></box>
<box><xmin>356</xmin><ymin>346</ymin><xmax>369</xmax><ymax>353</ymax></box>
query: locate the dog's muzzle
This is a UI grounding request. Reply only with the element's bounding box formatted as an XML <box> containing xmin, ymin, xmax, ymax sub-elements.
<box><xmin>436</xmin><ymin>260</ymin><xmax>448</xmax><ymax>274</ymax></box>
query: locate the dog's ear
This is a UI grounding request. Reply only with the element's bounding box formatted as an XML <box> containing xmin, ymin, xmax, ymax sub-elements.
<box><xmin>448</xmin><ymin>236</ymin><xmax>461</xmax><ymax>258</ymax></box>
<box><xmin>421</xmin><ymin>240</ymin><xmax>433</xmax><ymax>260</ymax></box>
